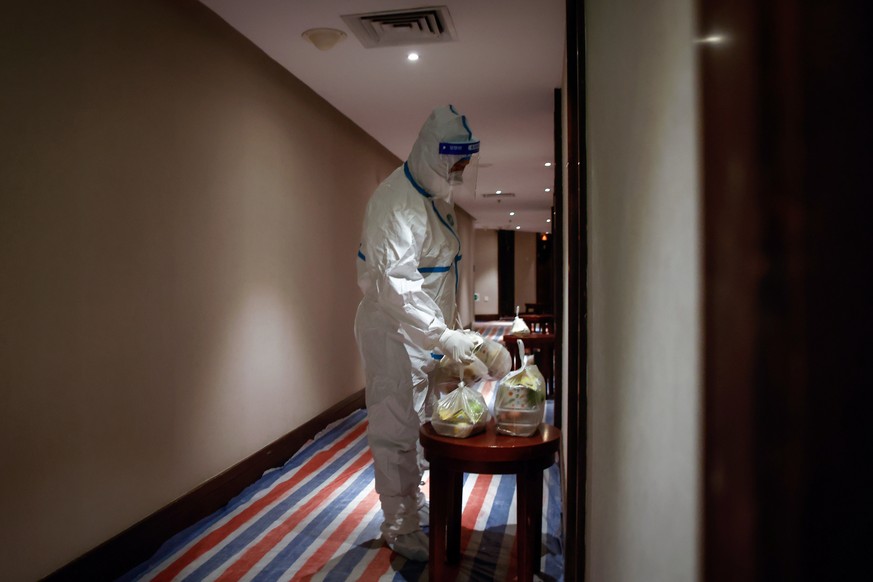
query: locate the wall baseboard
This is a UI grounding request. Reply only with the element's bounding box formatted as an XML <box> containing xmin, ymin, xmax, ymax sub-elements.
<box><xmin>44</xmin><ymin>389</ymin><xmax>366</xmax><ymax>581</ymax></box>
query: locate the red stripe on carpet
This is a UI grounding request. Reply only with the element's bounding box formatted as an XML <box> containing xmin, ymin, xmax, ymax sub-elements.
<box><xmin>461</xmin><ymin>473</ymin><xmax>494</xmax><ymax>554</ymax></box>
<box><xmin>214</xmin><ymin>449</ymin><xmax>374</xmax><ymax>581</ymax></box>
<box><xmin>293</xmin><ymin>486</ymin><xmax>380</xmax><ymax>578</ymax></box>
<box><xmin>151</xmin><ymin>421</ymin><xmax>368</xmax><ymax>581</ymax></box>
<box><xmin>358</xmin><ymin>545</ymin><xmax>394</xmax><ymax>580</ymax></box>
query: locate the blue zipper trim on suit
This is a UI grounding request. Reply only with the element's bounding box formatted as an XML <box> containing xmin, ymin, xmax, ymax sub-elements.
<box><xmin>448</xmin><ymin>104</ymin><xmax>474</xmax><ymax>143</ymax></box>
<box><xmin>461</xmin><ymin>116</ymin><xmax>472</xmax><ymax>140</ymax></box>
<box><xmin>431</xmin><ymin>200</ymin><xmax>462</xmax><ymax>293</ymax></box>
<box><xmin>446</xmin><ymin>105</ymin><xmax>470</xmax><ymax>291</ymax></box>
<box><xmin>359</xmin><ymin>249</ymin><xmax>452</xmax><ymax>276</ymax></box>
<box><xmin>419</xmin><ymin>266</ymin><xmax>451</xmax><ymax>273</ymax></box>
<box><xmin>404</xmin><ymin>162</ymin><xmax>433</xmax><ymax>199</ymax></box>
<box><xmin>402</xmin><ymin>161</ymin><xmax>463</xmax><ymax>291</ymax></box>
<box><xmin>427</xmin><ymin>197</ymin><xmax>463</xmax><ymax>293</ymax></box>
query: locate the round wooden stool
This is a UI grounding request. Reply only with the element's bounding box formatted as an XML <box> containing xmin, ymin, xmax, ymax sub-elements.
<box><xmin>420</xmin><ymin>420</ymin><xmax>561</xmax><ymax>581</ymax></box>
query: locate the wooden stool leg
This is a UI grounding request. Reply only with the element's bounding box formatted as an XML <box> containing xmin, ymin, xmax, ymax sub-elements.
<box><xmin>446</xmin><ymin>471</ymin><xmax>463</xmax><ymax>563</ymax></box>
<box><xmin>530</xmin><ymin>469</ymin><xmax>544</xmax><ymax>575</ymax></box>
<box><xmin>516</xmin><ymin>467</ymin><xmax>545</xmax><ymax>581</ymax></box>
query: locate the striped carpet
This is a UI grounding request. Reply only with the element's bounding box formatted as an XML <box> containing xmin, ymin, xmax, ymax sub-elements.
<box><xmin>123</xmin><ymin>323</ymin><xmax>563</xmax><ymax>581</ymax></box>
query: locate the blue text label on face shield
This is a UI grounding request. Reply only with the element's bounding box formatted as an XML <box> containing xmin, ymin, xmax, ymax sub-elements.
<box><xmin>439</xmin><ymin>141</ymin><xmax>480</xmax><ymax>156</ymax></box>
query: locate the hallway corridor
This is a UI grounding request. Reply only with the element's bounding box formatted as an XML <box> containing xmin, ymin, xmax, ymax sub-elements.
<box><xmin>122</xmin><ymin>324</ymin><xmax>563</xmax><ymax>581</ymax></box>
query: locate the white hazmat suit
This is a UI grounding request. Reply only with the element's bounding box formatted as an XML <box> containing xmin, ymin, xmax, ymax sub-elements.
<box><xmin>355</xmin><ymin>106</ymin><xmax>480</xmax><ymax>561</ymax></box>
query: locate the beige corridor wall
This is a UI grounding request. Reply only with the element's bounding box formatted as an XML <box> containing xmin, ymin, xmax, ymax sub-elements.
<box><xmin>585</xmin><ymin>0</ymin><xmax>701</xmax><ymax>580</ymax></box>
<box><xmin>472</xmin><ymin>229</ymin><xmax>539</xmax><ymax>318</ymax></box>
<box><xmin>455</xmin><ymin>206</ymin><xmax>476</xmax><ymax>327</ymax></box>
<box><xmin>473</xmin><ymin>229</ymin><xmax>499</xmax><ymax>316</ymax></box>
<box><xmin>515</xmin><ymin>231</ymin><xmax>537</xmax><ymax>311</ymax></box>
<box><xmin>0</xmin><ymin>1</ymin><xmax>399</xmax><ymax>579</ymax></box>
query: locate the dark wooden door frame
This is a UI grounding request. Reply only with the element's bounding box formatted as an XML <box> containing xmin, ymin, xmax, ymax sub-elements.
<box><xmin>563</xmin><ymin>0</ymin><xmax>587</xmax><ymax>580</ymax></box>
<box><xmin>551</xmin><ymin>86</ymin><xmax>563</xmax><ymax>436</ymax></box>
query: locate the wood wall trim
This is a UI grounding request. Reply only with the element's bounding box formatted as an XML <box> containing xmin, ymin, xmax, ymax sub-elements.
<box><xmin>44</xmin><ymin>389</ymin><xmax>367</xmax><ymax>581</ymax></box>
<box><xmin>474</xmin><ymin>313</ymin><xmax>501</xmax><ymax>322</ymax></box>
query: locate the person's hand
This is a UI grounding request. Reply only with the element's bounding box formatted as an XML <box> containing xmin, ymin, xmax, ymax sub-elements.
<box><xmin>438</xmin><ymin>329</ymin><xmax>482</xmax><ymax>364</ymax></box>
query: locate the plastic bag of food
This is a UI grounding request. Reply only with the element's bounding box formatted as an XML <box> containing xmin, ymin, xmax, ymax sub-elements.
<box><xmin>474</xmin><ymin>338</ymin><xmax>512</xmax><ymax>380</ymax></box>
<box><xmin>509</xmin><ymin>306</ymin><xmax>531</xmax><ymax>335</ymax></box>
<box><xmin>431</xmin><ymin>381</ymin><xmax>490</xmax><ymax>438</ymax></box>
<box><xmin>433</xmin><ymin>328</ymin><xmax>509</xmax><ymax>387</ymax></box>
<box><xmin>432</xmin><ymin>352</ymin><xmax>489</xmax><ymax>395</ymax></box>
<box><xmin>494</xmin><ymin>340</ymin><xmax>546</xmax><ymax>437</ymax></box>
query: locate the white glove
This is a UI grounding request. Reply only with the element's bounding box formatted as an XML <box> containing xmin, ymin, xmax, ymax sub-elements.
<box><xmin>438</xmin><ymin>329</ymin><xmax>481</xmax><ymax>364</ymax></box>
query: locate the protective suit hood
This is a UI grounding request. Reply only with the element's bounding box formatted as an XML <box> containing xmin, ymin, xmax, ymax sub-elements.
<box><xmin>406</xmin><ymin>105</ymin><xmax>478</xmax><ymax>201</ymax></box>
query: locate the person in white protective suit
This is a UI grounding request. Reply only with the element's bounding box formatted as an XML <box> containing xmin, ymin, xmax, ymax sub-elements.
<box><xmin>354</xmin><ymin>105</ymin><xmax>482</xmax><ymax>561</ymax></box>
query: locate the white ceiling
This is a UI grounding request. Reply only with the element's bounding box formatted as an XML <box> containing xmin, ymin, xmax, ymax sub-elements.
<box><xmin>198</xmin><ymin>0</ymin><xmax>566</xmax><ymax>233</ymax></box>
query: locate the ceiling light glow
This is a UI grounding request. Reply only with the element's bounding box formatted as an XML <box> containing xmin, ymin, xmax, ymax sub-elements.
<box><xmin>545</xmin><ymin>188</ymin><xmax>551</xmax><ymax>192</ymax></box>
<box><xmin>407</xmin><ymin>52</ymin><xmax>419</xmax><ymax>61</ymax></box>
<box><xmin>496</xmin><ymin>190</ymin><xmax>502</xmax><ymax>194</ymax></box>
<box><xmin>695</xmin><ymin>34</ymin><xmax>726</xmax><ymax>44</ymax></box>
<box><xmin>509</xmin><ymin>211</ymin><xmax>515</xmax><ymax>216</ymax></box>
<box><xmin>544</xmin><ymin>162</ymin><xmax>552</xmax><ymax>167</ymax></box>
<box><xmin>515</xmin><ymin>226</ymin><xmax>521</xmax><ymax>230</ymax></box>
<box><xmin>546</xmin><ymin>218</ymin><xmax>551</xmax><ymax>223</ymax></box>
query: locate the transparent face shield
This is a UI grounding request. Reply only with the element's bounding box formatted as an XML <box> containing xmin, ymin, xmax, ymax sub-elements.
<box><xmin>439</xmin><ymin>140</ymin><xmax>480</xmax><ymax>202</ymax></box>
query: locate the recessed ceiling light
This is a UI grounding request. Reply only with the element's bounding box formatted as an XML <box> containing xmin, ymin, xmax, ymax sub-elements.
<box><xmin>544</xmin><ymin>162</ymin><xmax>552</xmax><ymax>167</ymax></box>
<box><xmin>545</xmin><ymin>188</ymin><xmax>551</xmax><ymax>192</ymax></box>
<box><xmin>495</xmin><ymin>190</ymin><xmax>502</xmax><ymax>194</ymax></box>
<box><xmin>546</xmin><ymin>218</ymin><xmax>551</xmax><ymax>223</ymax></box>
<box><xmin>515</xmin><ymin>226</ymin><xmax>521</xmax><ymax>230</ymax></box>
<box><xmin>407</xmin><ymin>52</ymin><xmax>419</xmax><ymax>61</ymax></box>
<box><xmin>509</xmin><ymin>211</ymin><xmax>515</xmax><ymax>216</ymax></box>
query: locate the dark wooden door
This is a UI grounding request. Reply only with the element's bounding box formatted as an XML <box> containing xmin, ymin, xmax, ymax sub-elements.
<box><xmin>699</xmin><ymin>0</ymin><xmax>871</xmax><ymax>580</ymax></box>
<box><xmin>497</xmin><ymin>229</ymin><xmax>516</xmax><ymax>317</ymax></box>
<box><xmin>535</xmin><ymin>233</ymin><xmax>553</xmax><ymax>314</ymax></box>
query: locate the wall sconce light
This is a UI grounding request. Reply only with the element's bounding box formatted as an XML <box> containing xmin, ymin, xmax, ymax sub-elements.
<box><xmin>302</xmin><ymin>28</ymin><xmax>347</xmax><ymax>51</ymax></box>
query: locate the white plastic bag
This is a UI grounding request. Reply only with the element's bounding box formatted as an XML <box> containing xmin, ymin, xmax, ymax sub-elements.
<box><xmin>474</xmin><ymin>338</ymin><xmax>512</xmax><ymax>380</ymax></box>
<box><xmin>509</xmin><ymin>306</ymin><xmax>531</xmax><ymax>335</ymax></box>
<box><xmin>431</xmin><ymin>381</ymin><xmax>490</xmax><ymax>438</ymax></box>
<box><xmin>434</xmin><ymin>327</ymin><xmax>511</xmax><ymax>388</ymax></box>
<box><xmin>432</xmin><ymin>352</ymin><xmax>489</xmax><ymax>394</ymax></box>
<box><xmin>494</xmin><ymin>340</ymin><xmax>546</xmax><ymax>437</ymax></box>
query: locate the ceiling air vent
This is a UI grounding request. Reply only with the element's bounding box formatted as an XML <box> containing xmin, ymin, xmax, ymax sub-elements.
<box><xmin>341</xmin><ymin>6</ymin><xmax>457</xmax><ymax>48</ymax></box>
